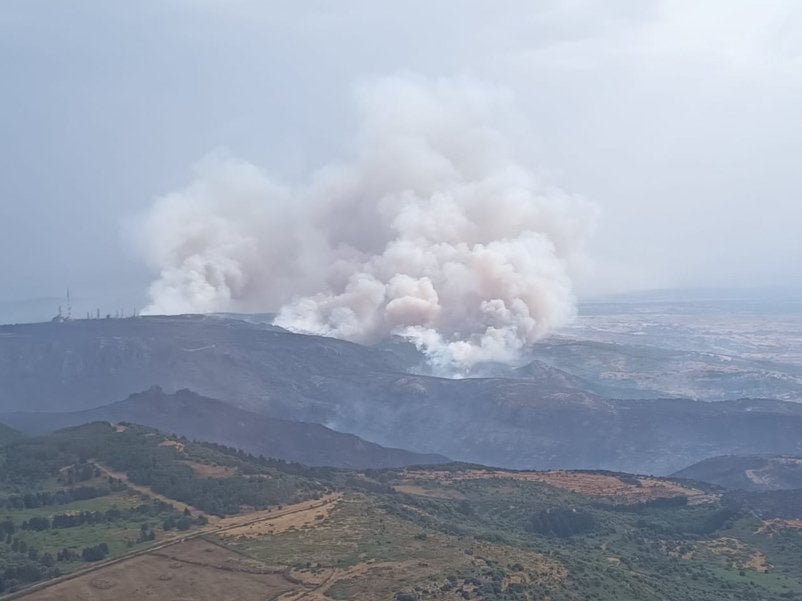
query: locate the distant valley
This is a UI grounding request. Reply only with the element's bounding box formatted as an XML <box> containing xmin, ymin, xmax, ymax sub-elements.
<box><xmin>1</xmin><ymin>309</ymin><xmax>802</xmax><ymax>474</ymax></box>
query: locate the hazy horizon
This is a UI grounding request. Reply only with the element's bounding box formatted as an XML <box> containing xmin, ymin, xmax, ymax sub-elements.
<box><xmin>2</xmin><ymin>285</ymin><xmax>800</xmax><ymax>327</ymax></box>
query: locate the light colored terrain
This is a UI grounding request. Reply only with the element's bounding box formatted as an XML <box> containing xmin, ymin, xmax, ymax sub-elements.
<box><xmin>225</xmin><ymin>494</ymin><xmax>566</xmax><ymax>601</ymax></box>
<box><xmin>17</xmin><ymin>539</ymin><xmax>296</xmax><ymax>601</ymax></box>
<box><xmin>219</xmin><ymin>494</ymin><xmax>341</xmax><ymax>538</ymax></box>
<box><xmin>399</xmin><ymin>468</ymin><xmax>710</xmax><ymax>504</ymax></box>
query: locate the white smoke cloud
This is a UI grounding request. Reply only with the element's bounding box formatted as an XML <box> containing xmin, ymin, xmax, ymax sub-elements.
<box><xmin>138</xmin><ymin>75</ymin><xmax>598</xmax><ymax>372</ymax></box>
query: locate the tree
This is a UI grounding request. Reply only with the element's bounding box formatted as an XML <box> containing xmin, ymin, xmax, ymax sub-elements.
<box><xmin>81</xmin><ymin>543</ymin><xmax>109</xmax><ymax>562</ymax></box>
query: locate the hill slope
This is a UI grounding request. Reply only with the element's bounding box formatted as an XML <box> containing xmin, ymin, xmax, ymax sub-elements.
<box><xmin>673</xmin><ymin>455</ymin><xmax>802</xmax><ymax>491</ymax></box>
<box><xmin>0</xmin><ymin>315</ymin><xmax>403</xmax><ymax>416</ymax></box>
<box><xmin>0</xmin><ymin>387</ymin><xmax>448</xmax><ymax>469</ymax></box>
<box><xmin>0</xmin><ymin>421</ymin><xmax>23</xmax><ymax>445</ymax></box>
<box><xmin>6</xmin><ymin>444</ymin><xmax>802</xmax><ymax>601</ymax></box>
<box><xmin>3</xmin><ymin>316</ymin><xmax>802</xmax><ymax>474</ymax></box>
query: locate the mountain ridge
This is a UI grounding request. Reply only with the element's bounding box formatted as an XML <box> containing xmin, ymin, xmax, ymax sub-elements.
<box><xmin>2</xmin><ymin>316</ymin><xmax>802</xmax><ymax>474</ymax></box>
<box><xmin>0</xmin><ymin>387</ymin><xmax>449</xmax><ymax>469</ymax></box>
<box><xmin>672</xmin><ymin>454</ymin><xmax>802</xmax><ymax>491</ymax></box>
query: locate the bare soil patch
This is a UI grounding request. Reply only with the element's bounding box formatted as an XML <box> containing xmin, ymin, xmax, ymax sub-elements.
<box><xmin>158</xmin><ymin>438</ymin><xmax>186</xmax><ymax>453</ymax></box>
<box><xmin>182</xmin><ymin>461</ymin><xmax>238</xmax><ymax>479</ymax></box>
<box><xmin>229</xmin><ymin>495</ymin><xmax>564</xmax><ymax>601</ymax></box>
<box><xmin>744</xmin><ymin>552</ymin><xmax>771</xmax><ymax>573</ymax></box>
<box><xmin>393</xmin><ymin>484</ymin><xmax>464</xmax><ymax>499</ymax></box>
<box><xmin>757</xmin><ymin>518</ymin><xmax>802</xmax><ymax>536</ymax></box>
<box><xmin>705</xmin><ymin>537</ymin><xmax>770</xmax><ymax>572</ymax></box>
<box><xmin>219</xmin><ymin>494</ymin><xmax>341</xmax><ymax>538</ymax></box>
<box><xmin>401</xmin><ymin>468</ymin><xmax>707</xmax><ymax>503</ymax></box>
<box><xmin>16</xmin><ymin>539</ymin><xmax>297</xmax><ymax>601</ymax></box>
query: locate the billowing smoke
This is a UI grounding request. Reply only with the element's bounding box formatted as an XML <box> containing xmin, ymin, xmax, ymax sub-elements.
<box><xmin>138</xmin><ymin>75</ymin><xmax>597</xmax><ymax>372</ymax></box>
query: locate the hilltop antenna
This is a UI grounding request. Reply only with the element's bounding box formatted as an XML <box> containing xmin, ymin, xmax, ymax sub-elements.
<box><xmin>66</xmin><ymin>289</ymin><xmax>72</xmax><ymax>320</ymax></box>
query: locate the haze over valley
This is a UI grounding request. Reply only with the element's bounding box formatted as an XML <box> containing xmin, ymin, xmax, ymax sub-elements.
<box><xmin>2</xmin><ymin>292</ymin><xmax>801</xmax><ymax>475</ymax></box>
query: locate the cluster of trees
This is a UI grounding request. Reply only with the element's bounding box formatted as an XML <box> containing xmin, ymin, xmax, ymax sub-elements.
<box><xmin>724</xmin><ymin>489</ymin><xmax>802</xmax><ymax>520</ymax></box>
<box><xmin>435</xmin><ymin>560</ymin><xmax>546</xmax><ymax>601</ymax></box>
<box><xmin>126</xmin><ymin>465</ymin><xmax>320</xmax><ymax>516</ymax></box>
<box><xmin>162</xmin><ymin>509</ymin><xmax>206</xmax><ymax>531</ymax></box>
<box><xmin>633</xmin><ymin>506</ymin><xmax>739</xmax><ymax>537</ymax></box>
<box><xmin>93</xmin><ymin>434</ymin><xmax>323</xmax><ymax>516</ymax></box>
<box><xmin>608</xmin><ymin>495</ymin><xmax>690</xmax><ymax>513</ymax></box>
<box><xmin>3</xmin><ymin>422</ymin><xmax>328</xmax><ymax>518</ymax></box>
<box><xmin>20</xmin><ymin>517</ymin><xmax>49</xmax><ymax>531</ymax></box>
<box><xmin>137</xmin><ymin>523</ymin><xmax>156</xmax><ymax>542</ymax></box>
<box><xmin>196</xmin><ymin>441</ymin><xmax>335</xmax><ymax>479</ymax></box>
<box><xmin>0</xmin><ymin>493</ymin><xmax>201</xmax><ymax>593</ymax></box>
<box><xmin>14</xmin><ymin>500</ymin><xmax>184</xmax><ymax>533</ymax></box>
<box><xmin>56</xmin><ymin>463</ymin><xmax>99</xmax><ymax>485</ymax></box>
<box><xmin>0</xmin><ymin>518</ymin><xmax>15</xmax><ymax>538</ymax></box>
<box><xmin>0</xmin><ymin>421</ymin><xmax>332</xmax><ymax>594</ymax></box>
<box><xmin>0</xmin><ymin>485</ymin><xmax>116</xmax><ymax>510</ymax></box>
<box><xmin>0</xmin><ymin>539</ymin><xmax>61</xmax><ymax>593</ymax></box>
<box><xmin>0</xmin><ymin>429</ymin><xmax>102</xmax><ymax>488</ymax></box>
<box><xmin>55</xmin><ymin>548</ymin><xmax>81</xmax><ymax>562</ymax></box>
<box><xmin>526</xmin><ymin>507</ymin><xmax>596</xmax><ymax>538</ymax></box>
<box><xmin>80</xmin><ymin>543</ymin><xmax>109</xmax><ymax>562</ymax></box>
<box><xmin>22</xmin><ymin>508</ymin><xmax>129</xmax><ymax>531</ymax></box>
<box><xmin>53</xmin><ymin>544</ymin><xmax>109</xmax><ymax>562</ymax></box>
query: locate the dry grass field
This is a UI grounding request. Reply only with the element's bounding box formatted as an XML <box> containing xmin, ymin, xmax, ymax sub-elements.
<box><xmin>224</xmin><ymin>494</ymin><xmax>566</xmax><ymax>601</ymax></box>
<box><xmin>756</xmin><ymin>518</ymin><xmax>802</xmax><ymax>536</ymax></box>
<box><xmin>181</xmin><ymin>460</ymin><xmax>239</xmax><ymax>479</ymax></box>
<box><xmin>399</xmin><ymin>468</ymin><xmax>709</xmax><ymax>504</ymax></box>
<box><xmin>219</xmin><ymin>494</ymin><xmax>341</xmax><ymax>538</ymax></box>
<box><xmin>16</xmin><ymin>539</ymin><xmax>298</xmax><ymax>601</ymax></box>
<box><xmin>12</xmin><ymin>490</ymin><xmax>563</xmax><ymax>601</ymax></box>
<box><xmin>8</xmin><ymin>494</ymin><xmax>342</xmax><ymax>601</ymax></box>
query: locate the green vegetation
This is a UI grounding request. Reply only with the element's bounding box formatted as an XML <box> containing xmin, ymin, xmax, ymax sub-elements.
<box><xmin>223</xmin><ymin>472</ymin><xmax>802</xmax><ymax>601</ymax></box>
<box><xmin>0</xmin><ymin>424</ymin><xmax>22</xmax><ymax>447</ymax></box>
<box><xmin>382</xmin><ymin>477</ymin><xmax>802</xmax><ymax>600</ymax></box>
<box><xmin>0</xmin><ymin>422</ymin><xmax>326</xmax><ymax>516</ymax></box>
<box><xmin>527</xmin><ymin>507</ymin><xmax>596</xmax><ymax>538</ymax></box>
<box><xmin>0</xmin><ymin>490</ymin><xmax>186</xmax><ymax>593</ymax></box>
<box><xmin>3</xmin><ymin>422</ymin><xmax>802</xmax><ymax>600</ymax></box>
<box><xmin>723</xmin><ymin>489</ymin><xmax>802</xmax><ymax>520</ymax></box>
<box><xmin>0</xmin><ymin>422</ymin><xmax>328</xmax><ymax>595</ymax></box>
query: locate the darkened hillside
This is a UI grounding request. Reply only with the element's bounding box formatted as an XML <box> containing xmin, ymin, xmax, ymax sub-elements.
<box><xmin>1</xmin><ymin>387</ymin><xmax>448</xmax><ymax>469</ymax></box>
<box><xmin>0</xmin><ymin>422</ymin><xmax>23</xmax><ymax>445</ymax></box>
<box><xmin>673</xmin><ymin>455</ymin><xmax>802</xmax><ymax>491</ymax></box>
<box><xmin>3</xmin><ymin>316</ymin><xmax>802</xmax><ymax>474</ymax></box>
<box><xmin>0</xmin><ymin>315</ymin><xmax>402</xmax><ymax>416</ymax></box>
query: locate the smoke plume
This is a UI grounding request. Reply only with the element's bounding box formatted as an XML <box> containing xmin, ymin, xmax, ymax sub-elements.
<box><xmin>138</xmin><ymin>75</ymin><xmax>597</xmax><ymax>372</ymax></box>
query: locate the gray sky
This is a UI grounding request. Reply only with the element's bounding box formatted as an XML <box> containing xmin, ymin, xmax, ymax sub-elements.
<box><xmin>1</xmin><ymin>0</ymin><xmax>800</xmax><ymax>322</ymax></box>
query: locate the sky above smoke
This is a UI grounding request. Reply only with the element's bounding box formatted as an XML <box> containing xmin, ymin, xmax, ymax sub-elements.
<box><xmin>1</xmin><ymin>0</ymin><xmax>801</xmax><ymax>327</ymax></box>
